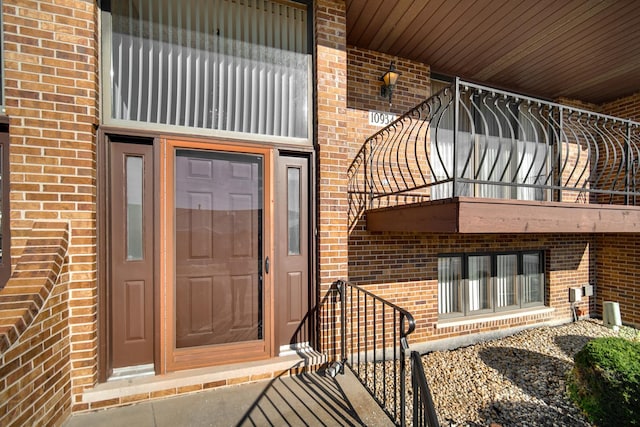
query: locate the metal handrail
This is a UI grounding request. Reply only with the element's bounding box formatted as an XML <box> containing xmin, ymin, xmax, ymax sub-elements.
<box><xmin>411</xmin><ymin>351</ymin><xmax>440</xmax><ymax>427</ymax></box>
<box><xmin>348</xmin><ymin>79</ymin><xmax>640</xmax><ymax>228</ymax></box>
<box><xmin>335</xmin><ymin>280</ymin><xmax>417</xmax><ymax>426</ymax></box>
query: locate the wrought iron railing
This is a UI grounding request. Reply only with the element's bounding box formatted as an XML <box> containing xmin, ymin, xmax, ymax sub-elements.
<box><xmin>411</xmin><ymin>351</ymin><xmax>440</xmax><ymax>427</ymax></box>
<box><xmin>348</xmin><ymin>78</ymin><xmax>640</xmax><ymax>228</ymax></box>
<box><xmin>333</xmin><ymin>280</ymin><xmax>437</xmax><ymax>426</ymax></box>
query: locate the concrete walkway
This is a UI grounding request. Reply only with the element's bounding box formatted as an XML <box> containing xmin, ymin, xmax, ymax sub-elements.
<box><xmin>64</xmin><ymin>369</ymin><xmax>395</xmax><ymax>427</ymax></box>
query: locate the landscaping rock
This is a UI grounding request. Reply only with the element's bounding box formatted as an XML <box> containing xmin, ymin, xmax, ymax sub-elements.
<box><xmin>420</xmin><ymin>319</ymin><xmax>629</xmax><ymax>427</ymax></box>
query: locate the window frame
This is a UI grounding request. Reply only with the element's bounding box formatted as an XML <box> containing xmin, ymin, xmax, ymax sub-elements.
<box><xmin>99</xmin><ymin>0</ymin><xmax>314</xmax><ymax>146</ymax></box>
<box><xmin>1</xmin><ymin>0</ymin><xmax>4</xmax><ymax>113</ymax></box>
<box><xmin>437</xmin><ymin>250</ymin><xmax>546</xmax><ymax>319</ymax></box>
<box><xmin>0</xmin><ymin>120</ymin><xmax>11</xmax><ymax>287</ymax></box>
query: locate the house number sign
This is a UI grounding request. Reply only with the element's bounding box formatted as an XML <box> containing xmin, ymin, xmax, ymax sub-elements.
<box><xmin>369</xmin><ymin>111</ymin><xmax>397</xmax><ymax>127</ymax></box>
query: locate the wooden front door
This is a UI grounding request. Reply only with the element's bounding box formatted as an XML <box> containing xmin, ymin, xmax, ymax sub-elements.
<box><xmin>110</xmin><ymin>142</ymin><xmax>155</xmax><ymax>370</ymax></box>
<box><xmin>165</xmin><ymin>140</ymin><xmax>272</xmax><ymax>370</ymax></box>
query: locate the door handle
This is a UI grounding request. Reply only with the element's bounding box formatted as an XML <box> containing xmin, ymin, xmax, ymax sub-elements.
<box><xmin>265</xmin><ymin>256</ymin><xmax>270</xmax><ymax>274</ymax></box>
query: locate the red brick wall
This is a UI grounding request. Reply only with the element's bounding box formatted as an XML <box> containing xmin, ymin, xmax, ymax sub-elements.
<box><xmin>601</xmin><ymin>92</ymin><xmax>640</xmax><ymax>122</ymax></box>
<box><xmin>2</xmin><ymin>0</ymin><xmax>99</xmax><ymax>412</ymax></box>
<box><xmin>595</xmin><ymin>93</ymin><xmax>640</xmax><ymax>327</ymax></box>
<box><xmin>348</xmin><ymin>220</ymin><xmax>594</xmax><ymax>343</ymax></box>
<box><xmin>0</xmin><ymin>222</ymin><xmax>71</xmax><ymax>427</ymax></box>
<box><xmin>595</xmin><ymin>234</ymin><xmax>640</xmax><ymax>327</ymax></box>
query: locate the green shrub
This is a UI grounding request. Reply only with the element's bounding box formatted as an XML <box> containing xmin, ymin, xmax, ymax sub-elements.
<box><xmin>568</xmin><ymin>337</ymin><xmax>640</xmax><ymax>426</ymax></box>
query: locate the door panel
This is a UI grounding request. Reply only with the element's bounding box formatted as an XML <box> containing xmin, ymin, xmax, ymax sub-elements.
<box><xmin>276</xmin><ymin>155</ymin><xmax>310</xmax><ymax>349</ymax></box>
<box><xmin>111</xmin><ymin>142</ymin><xmax>154</xmax><ymax>369</ymax></box>
<box><xmin>175</xmin><ymin>149</ymin><xmax>263</xmax><ymax>349</ymax></box>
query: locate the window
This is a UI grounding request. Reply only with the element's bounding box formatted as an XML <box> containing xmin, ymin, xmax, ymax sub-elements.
<box><xmin>438</xmin><ymin>251</ymin><xmax>545</xmax><ymax>319</ymax></box>
<box><xmin>0</xmin><ymin>122</ymin><xmax>10</xmax><ymax>287</ymax></box>
<box><xmin>102</xmin><ymin>0</ymin><xmax>311</xmax><ymax>140</ymax></box>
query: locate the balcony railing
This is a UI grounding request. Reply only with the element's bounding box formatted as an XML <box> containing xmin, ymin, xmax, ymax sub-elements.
<box><xmin>348</xmin><ymin>78</ymin><xmax>640</xmax><ymax>228</ymax></box>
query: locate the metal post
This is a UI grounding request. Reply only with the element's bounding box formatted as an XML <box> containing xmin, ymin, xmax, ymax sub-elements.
<box><xmin>400</xmin><ymin>319</ymin><xmax>406</xmax><ymax>427</ymax></box>
<box><xmin>453</xmin><ymin>78</ymin><xmax>460</xmax><ymax>198</ymax></box>
<box><xmin>339</xmin><ymin>280</ymin><xmax>346</xmax><ymax>374</ymax></box>
<box><xmin>557</xmin><ymin>106</ymin><xmax>563</xmax><ymax>202</ymax></box>
<box><xmin>625</xmin><ymin>121</ymin><xmax>631</xmax><ymax>205</ymax></box>
<box><xmin>369</xmin><ymin>139</ymin><xmax>374</xmax><ymax>209</ymax></box>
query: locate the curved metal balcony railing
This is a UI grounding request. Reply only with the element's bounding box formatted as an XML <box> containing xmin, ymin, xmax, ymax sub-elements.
<box><xmin>348</xmin><ymin>78</ymin><xmax>640</xmax><ymax>229</ymax></box>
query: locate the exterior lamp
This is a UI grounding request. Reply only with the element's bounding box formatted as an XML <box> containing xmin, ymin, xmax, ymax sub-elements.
<box><xmin>380</xmin><ymin>61</ymin><xmax>401</xmax><ymax>103</ymax></box>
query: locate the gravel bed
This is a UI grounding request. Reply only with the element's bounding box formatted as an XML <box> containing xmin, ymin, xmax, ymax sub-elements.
<box><xmin>421</xmin><ymin>319</ymin><xmax>639</xmax><ymax>427</ymax></box>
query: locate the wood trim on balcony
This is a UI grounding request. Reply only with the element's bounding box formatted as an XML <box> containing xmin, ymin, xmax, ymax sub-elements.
<box><xmin>366</xmin><ymin>197</ymin><xmax>640</xmax><ymax>234</ymax></box>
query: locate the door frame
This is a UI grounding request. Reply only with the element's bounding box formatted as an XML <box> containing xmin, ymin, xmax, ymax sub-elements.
<box><xmin>98</xmin><ymin>129</ymin><xmax>316</xmax><ymax>381</ymax></box>
<box><xmin>161</xmin><ymin>138</ymin><xmax>274</xmax><ymax>372</ymax></box>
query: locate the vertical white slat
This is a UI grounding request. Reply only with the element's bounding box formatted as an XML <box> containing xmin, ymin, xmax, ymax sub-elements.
<box><xmin>156</xmin><ymin>0</ymin><xmax>164</xmax><ymax>124</ymax></box>
<box><xmin>126</xmin><ymin>0</ymin><xmax>134</xmax><ymax>120</ymax></box>
<box><xmin>184</xmin><ymin>0</ymin><xmax>192</xmax><ymax>127</ymax></box>
<box><xmin>242</xmin><ymin>1</ymin><xmax>251</xmax><ymax>133</ymax></box>
<box><xmin>193</xmin><ymin>0</ymin><xmax>201</xmax><ymax>128</ymax></box>
<box><xmin>258</xmin><ymin>1</ymin><xmax>267</xmax><ymax>135</ymax></box>
<box><xmin>175</xmin><ymin>3</ymin><xmax>183</xmax><ymax>126</ymax></box>
<box><xmin>165</xmin><ymin>0</ymin><xmax>173</xmax><ymax>124</ymax></box>
<box><xmin>279</xmin><ymin>4</ymin><xmax>288</xmax><ymax>137</ymax></box>
<box><xmin>202</xmin><ymin>0</ymin><xmax>211</xmax><ymax>129</ymax></box>
<box><xmin>265</xmin><ymin>2</ymin><xmax>274</xmax><ymax>135</ymax></box>
<box><xmin>272</xmin><ymin>3</ymin><xmax>282</xmax><ymax>136</ymax></box>
<box><xmin>249</xmin><ymin>1</ymin><xmax>259</xmax><ymax>134</ymax></box>
<box><xmin>216</xmin><ymin>0</ymin><xmax>226</xmax><ymax>130</ymax></box>
<box><xmin>146</xmin><ymin>0</ymin><xmax>154</xmax><ymax>122</ymax></box>
<box><xmin>226</xmin><ymin>2</ymin><xmax>236</xmax><ymax>131</ymax></box>
<box><xmin>136</xmin><ymin>0</ymin><xmax>144</xmax><ymax>121</ymax></box>
<box><xmin>233</xmin><ymin>1</ymin><xmax>242</xmax><ymax>133</ymax></box>
<box><xmin>115</xmin><ymin>6</ymin><xmax>124</xmax><ymax>120</ymax></box>
<box><xmin>287</xmin><ymin>7</ymin><xmax>296</xmax><ymax>137</ymax></box>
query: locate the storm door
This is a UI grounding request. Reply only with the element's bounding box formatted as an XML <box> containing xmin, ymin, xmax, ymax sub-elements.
<box><xmin>164</xmin><ymin>140</ymin><xmax>272</xmax><ymax>370</ymax></box>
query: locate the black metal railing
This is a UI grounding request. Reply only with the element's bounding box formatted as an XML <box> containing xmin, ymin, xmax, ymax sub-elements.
<box><xmin>334</xmin><ymin>280</ymin><xmax>428</xmax><ymax>426</ymax></box>
<box><xmin>348</xmin><ymin>78</ymin><xmax>640</xmax><ymax>228</ymax></box>
<box><xmin>411</xmin><ymin>351</ymin><xmax>440</xmax><ymax>427</ymax></box>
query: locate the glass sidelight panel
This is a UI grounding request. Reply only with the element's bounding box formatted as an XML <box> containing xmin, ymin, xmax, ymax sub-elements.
<box><xmin>126</xmin><ymin>156</ymin><xmax>144</xmax><ymax>260</ymax></box>
<box><xmin>174</xmin><ymin>149</ymin><xmax>263</xmax><ymax>348</ymax></box>
<box><xmin>287</xmin><ymin>167</ymin><xmax>300</xmax><ymax>255</ymax></box>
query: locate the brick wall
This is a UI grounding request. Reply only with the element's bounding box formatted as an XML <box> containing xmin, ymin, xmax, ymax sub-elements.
<box><xmin>348</xmin><ymin>221</ymin><xmax>594</xmax><ymax>343</ymax></box>
<box><xmin>315</xmin><ymin>0</ymin><xmax>349</xmax><ymax>321</ymax></box>
<box><xmin>0</xmin><ymin>222</ymin><xmax>70</xmax><ymax>427</ymax></box>
<box><xmin>601</xmin><ymin>91</ymin><xmax>640</xmax><ymax>122</ymax></box>
<box><xmin>595</xmin><ymin>92</ymin><xmax>640</xmax><ymax>327</ymax></box>
<box><xmin>2</xmin><ymin>0</ymin><xmax>99</xmax><ymax>412</ymax></box>
<box><xmin>595</xmin><ymin>234</ymin><xmax>640</xmax><ymax>327</ymax></box>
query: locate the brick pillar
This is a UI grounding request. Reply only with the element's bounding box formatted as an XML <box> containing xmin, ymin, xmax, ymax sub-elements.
<box><xmin>2</xmin><ymin>0</ymin><xmax>100</xmax><ymax>409</ymax></box>
<box><xmin>316</xmin><ymin>0</ymin><xmax>348</xmax><ymax>286</ymax></box>
<box><xmin>315</xmin><ymin>0</ymin><xmax>348</xmax><ymax>354</ymax></box>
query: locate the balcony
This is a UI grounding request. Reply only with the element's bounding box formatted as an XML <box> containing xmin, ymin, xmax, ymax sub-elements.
<box><xmin>348</xmin><ymin>79</ymin><xmax>640</xmax><ymax>233</ymax></box>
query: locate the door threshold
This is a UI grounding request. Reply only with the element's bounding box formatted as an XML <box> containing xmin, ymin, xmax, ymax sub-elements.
<box><xmin>108</xmin><ymin>364</ymin><xmax>155</xmax><ymax>382</ymax></box>
<box><xmin>81</xmin><ymin>350</ymin><xmax>327</xmax><ymax>407</ymax></box>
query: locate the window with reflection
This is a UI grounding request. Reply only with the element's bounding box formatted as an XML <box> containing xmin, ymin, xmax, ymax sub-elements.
<box><xmin>438</xmin><ymin>251</ymin><xmax>545</xmax><ymax>318</ymax></box>
<box><xmin>104</xmin><ymin>0</ymin><xmax>311</xmax><ymax>139</ymax></box>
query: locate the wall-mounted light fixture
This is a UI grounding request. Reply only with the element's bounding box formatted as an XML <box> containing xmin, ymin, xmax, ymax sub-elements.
<box><xmin>380</xmin><ymin>61</ymin><xmax>401</xmax><ymax>104</ymax></box>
